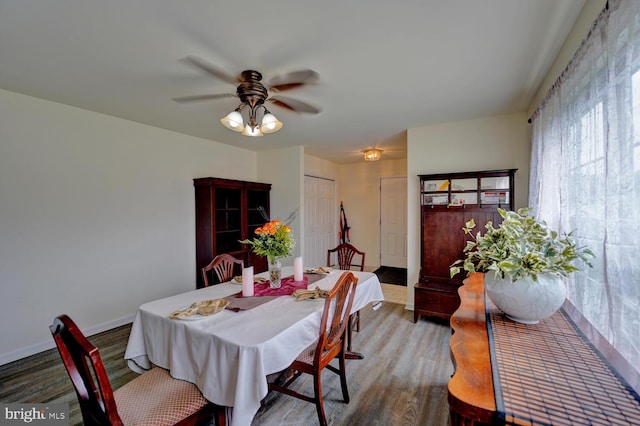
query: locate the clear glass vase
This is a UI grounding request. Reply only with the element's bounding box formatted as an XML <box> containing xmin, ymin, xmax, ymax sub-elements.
<box><xmin>268</xmin><ymin>258</ymin><xmax>282</xmax><ymax>288</ymax></box>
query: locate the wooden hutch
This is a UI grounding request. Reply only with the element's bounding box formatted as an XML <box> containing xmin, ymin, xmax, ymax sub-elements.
<box><xmin>414</xmin><ymin>169</ymin><xmax>516</xmax><ymax>322</ymax></box>
<box><xmin>194</xmin><ymin>177</ymin><xmax>271</xmax><ymax>288</ymax></box>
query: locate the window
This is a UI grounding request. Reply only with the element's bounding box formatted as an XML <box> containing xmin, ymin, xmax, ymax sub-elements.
<box><xmin>530</xmin><ymin>0</ymin><xmax>640</xmax><ymax>375</ymax></box>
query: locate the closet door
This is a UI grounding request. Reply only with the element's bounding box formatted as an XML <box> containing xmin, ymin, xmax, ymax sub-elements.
<box><xmin>304</xmin><ymin>176</ymin><xmax>336</xmax><ymax>267</ymax></box>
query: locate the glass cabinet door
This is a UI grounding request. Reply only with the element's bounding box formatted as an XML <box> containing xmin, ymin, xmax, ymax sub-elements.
<box><xmin>480</xmin><ymin>176</ymin><xmax>510</xmax><ymax>204</ymax></box>
<box><xmin>215</xmin><ymin>188</ymin><xmax>242</xmax><ymax>253</ymax></box>
<box><xmin>450</xmin><ymin>178</ymin><xmax>478</xmax><ymax>205</ymax></box>
<box><xmin>420</xmin><ymin>170</ymin><xmax>515</xmax><ymax>207</ymax></box>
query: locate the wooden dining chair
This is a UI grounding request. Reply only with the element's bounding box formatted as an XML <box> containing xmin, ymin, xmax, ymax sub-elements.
<box><xmin>49</xmin><ymin>314</ymin><xmax>225</xmax><ymax>426</ymax></box>
<box><xmin>326</xmin><ymin>243</ymin><xmax>365</xmax><ymax>272</ymax></box>
<box><xmin>327</xmin><ymin>243</ymin><xmax>365</xmax><ymax>338</ymax></box>
<box><xmin>268</xmin><ymin>271</ymin><xmax>358</xmax><ymax>426</ymax></box>
<box><xmin>201</xmin><ymin>253</ymin><xmax>244</xmax><ymax>286</ymax></box>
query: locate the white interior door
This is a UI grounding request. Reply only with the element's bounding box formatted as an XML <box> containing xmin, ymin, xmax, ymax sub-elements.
<box><xmin>304</xmin><ymin>176</ymin><xmax>336</xmax><ymax>267</ymax></box>
<box><xmin>380</xmin><ymin>176</ymin><xmax>407</xmax><ymax>267</ymax></box>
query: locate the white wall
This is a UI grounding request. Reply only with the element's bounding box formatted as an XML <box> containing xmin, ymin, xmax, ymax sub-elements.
<box><xmin>406</xmin><ymin>112</ymin><xmax>530</xmax><ymax>309</ymax></box>
<box><xmin>0</xmin><ymin>89</ymin><xmax>257</xmax><ymax>364</ymax></box>
<box><xmin>257</xmin><ymin>146</ymin><xmax>304</xmax><ymax>262</ymax></box>
<box><xmin>304</xmin><ymin>154</ymin><xmax>340</xmax><ymax>181</ymax></box>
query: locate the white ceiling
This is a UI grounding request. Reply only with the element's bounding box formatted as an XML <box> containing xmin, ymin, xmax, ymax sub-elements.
<box><xmin>0</xmin><ymin>0</ymin><xmax>585</xmax><ymax>163</ymax></box>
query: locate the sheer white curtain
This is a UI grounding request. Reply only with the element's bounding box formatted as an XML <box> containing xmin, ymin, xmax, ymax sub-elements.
<box><xmin>530</xmin><ymin>0</ymin><xmax>640</xmax><ymax>374</ymax></box>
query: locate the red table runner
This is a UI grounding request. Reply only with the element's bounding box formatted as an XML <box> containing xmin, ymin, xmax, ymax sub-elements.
<box><xmin>224</xmin><ymin>274</ymin><xmax>328</xmax><ymax>311</ymax></box>
<box><xmin>253</xmin><ymin>276</ymin><xmax>308</xmax><ymax>296</ymax></box>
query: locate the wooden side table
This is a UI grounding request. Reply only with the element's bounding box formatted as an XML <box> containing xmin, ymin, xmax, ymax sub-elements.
<box><xmin>448</xmin><ymin>273</ymin><xmax>640</xmax><ymax>425</ymax></box>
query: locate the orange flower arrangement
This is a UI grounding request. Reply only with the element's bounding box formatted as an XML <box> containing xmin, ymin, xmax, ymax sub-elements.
<box><xmin>240</xmin><ymin>219</ymin><xmax>295</xmax><ymax>262</ymax></box>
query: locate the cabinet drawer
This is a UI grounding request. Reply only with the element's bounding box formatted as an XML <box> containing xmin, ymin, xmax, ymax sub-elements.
<box><xmin>414</xmin><ymin>283</ymin><xmax>461</xmax><ymax>322</ymax></box>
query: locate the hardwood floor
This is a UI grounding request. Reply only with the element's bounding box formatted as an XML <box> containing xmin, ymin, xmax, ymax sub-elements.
<box><xmin>0</xmin><ymin>324</ymin><xmax>139</xmax><ymax>425</ymax></box>
<box><xmin>253</xmin><ymin>302</ymin><xmax>452</xmax><ymax>425</ymax></box>
<box><xmin>0</xmin><ymin>302</ymin><xmax>452</xmax><ymax>426</ymax></box>
<box><xmin>380</xmin><ymin>283</ymin><xmax>408</xmax><ymax>305</ymax></box>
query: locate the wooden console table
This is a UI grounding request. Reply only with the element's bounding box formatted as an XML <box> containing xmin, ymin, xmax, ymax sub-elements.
<box><xmin>448</xmin><ymin>273</ymin><xmax>640</xmax><ymax>425</ymax></box>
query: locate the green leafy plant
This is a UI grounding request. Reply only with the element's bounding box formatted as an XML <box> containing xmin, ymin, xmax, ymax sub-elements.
<box><xmin>240</xmin><ymin>219</ymin><xmax>295</xmax><ymax>262</ymax></box>
<box><xmin>450</xmin><ymin>207</ymin><xmax>594</xmax><ymax>282</ymax></box>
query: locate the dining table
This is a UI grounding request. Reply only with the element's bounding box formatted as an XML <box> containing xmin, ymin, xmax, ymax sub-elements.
<box><xmin>124</xmin><ymin>267</ymin><xmax>385</xmax><ymax>426</ymax></box>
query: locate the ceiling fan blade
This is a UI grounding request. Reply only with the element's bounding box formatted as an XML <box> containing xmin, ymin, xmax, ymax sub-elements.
<box><xmin>269</xmin><ymin>96</ymin><xmax>321</xmax><ymax>114</ymax></box>
<box><xmin>173</xmin><ymin>93</ymin><xmax>237</xmax><ymax>103</ymax></box>
<box><xmin>267</xmin><ymin>69</ymin><xmax>319</xmax><ymax>91</ymax></box>
<box><xmin>269</xmin><ymin>82</ymin><xmax>307</xmax><ymax>92</ymax></box>
<box><xmin>180</xmin><ymin>56</ymin><xmax>239</xmax><ymax>85</ymax></box>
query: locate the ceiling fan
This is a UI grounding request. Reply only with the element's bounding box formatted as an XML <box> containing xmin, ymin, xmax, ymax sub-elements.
<box><xmin>174</xmin><ymin>56</ymin><xmax>321</xmax><ymax>136</ymax></box>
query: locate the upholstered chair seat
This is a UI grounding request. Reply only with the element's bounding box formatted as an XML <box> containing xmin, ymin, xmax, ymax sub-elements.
<box><xmin>114</xmin><ymin>367</ymin><xmax>210</xmax><ymax>426</ymax></box>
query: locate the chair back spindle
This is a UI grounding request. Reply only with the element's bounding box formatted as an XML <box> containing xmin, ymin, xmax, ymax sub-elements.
<box><xmin>202</xmin><ymin>253</ymin><xmax>244</xmax><ymax>286</ymax></box>
<box><xmin>327</xmin><ymin>243</ymin><xmax>365</xmax><ymax>271</ymax></box>
<box><xmin>317</xmin><ymin>273</ymin><xmax>357</xmax><ymax>363</ymax></box>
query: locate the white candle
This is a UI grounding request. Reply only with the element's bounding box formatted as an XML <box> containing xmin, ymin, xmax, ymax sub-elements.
<box><xmin>294</xmin><ymin>256</ymin><xmax>304</xmax><ymax>282</ymax></box>
<box><xmin>242</xmin><ymin>266</ymin><xmax>254</xmax><ymax>297</ymax></box>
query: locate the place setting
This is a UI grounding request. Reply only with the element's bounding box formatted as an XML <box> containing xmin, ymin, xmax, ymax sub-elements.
<box><xmin>304</xmin><ymin>266</ymin><xmax>333</xmax><ymax>274</ymax></box>
<box><xmin>168</xmin><ymin>299</ymin><xmax>230</xmax><ymax>320</ymax></box>
<box><xmin>231</xmin><ymin>276</ymin><xmax>267</xmax><ymax>285</ymax></box>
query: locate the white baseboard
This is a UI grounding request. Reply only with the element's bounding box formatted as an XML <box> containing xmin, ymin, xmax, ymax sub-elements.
<box><xmin>0</xmin><ymin>313</ymin><xmax>136</xmax><ymax>367</ymax></box>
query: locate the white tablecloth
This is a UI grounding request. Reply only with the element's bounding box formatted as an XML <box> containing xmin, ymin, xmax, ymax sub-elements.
<box><xmin>124</xmin><ymin>268</ymin><xmax>384</xmax><ymax>426</ymax></box>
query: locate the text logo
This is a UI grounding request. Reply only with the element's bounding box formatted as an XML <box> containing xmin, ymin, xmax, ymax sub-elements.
<box><xmin>0</xmin><ymin>404</ymin><xmax>68</xmax><ymax>425</ymax></box>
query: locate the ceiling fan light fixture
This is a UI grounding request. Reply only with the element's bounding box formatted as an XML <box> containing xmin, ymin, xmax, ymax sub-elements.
<box><xmin>176</xmin><ymin>59</ymin><xmax>320</xmax><ymax>137</ymax></box>
<box><xmin>220</xmin><ymin>109</ymin><xmax>244</xmax><ymax>132</ymax></box>
<box><xmin>260</xmin><ymin>111</ymin><xmax>283</xmax><ymax>134</ymax></box>
<box><xmin>241</xmin><ymin>124</ymin><xmax>263</xmax><ymax>137</ymax></box>
<box><xmin>363</xmin><ymin>148</ymin><xmax>383</xmax><ymax>161</ymax></box>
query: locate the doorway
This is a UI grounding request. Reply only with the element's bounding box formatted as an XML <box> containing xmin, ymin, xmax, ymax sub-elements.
<box><xmin>379</xmin><ymin>176</ymin><xmax>407</xmax><ymax>268</ymax></box>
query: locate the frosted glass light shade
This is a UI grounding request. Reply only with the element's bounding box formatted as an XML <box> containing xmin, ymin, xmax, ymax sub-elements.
<box><xmin>363</xmin><ymin>148</ymin><xmax>383</xmax><ymax>161</ymax></box>
<box><xmin>220</xmin><ymin>110</ymin><xmax>244</xmax><ymax>132</ymax></box>
<box><xmin>241</xmin><ymin>124</ymin><xmax>263</xmax><ymax>137</ymax></box>
<box><xmin>260</xmin><ymin>113</ymin><xmax>283</xmax><ymax>134</ymax></box>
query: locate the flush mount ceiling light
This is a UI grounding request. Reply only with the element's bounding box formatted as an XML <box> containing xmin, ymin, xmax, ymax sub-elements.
<box><xmin>363</xmin><ymin>148</ymin><xmax>383</xmax><ymax>161</ymax></box>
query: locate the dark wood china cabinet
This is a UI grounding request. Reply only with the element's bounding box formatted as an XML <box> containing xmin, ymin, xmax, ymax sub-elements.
<box><xmin>414</xmin><ymin>169</ymin><xmax>516</xmax><ymax>322</ymax></box>
<box><xmin>194</xmin><ymin>177</ymin><xmax>271</xmax><ymax>288</ymax></box>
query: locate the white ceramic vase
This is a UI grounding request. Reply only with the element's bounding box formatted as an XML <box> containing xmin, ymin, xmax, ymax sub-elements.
<box><xmin>484</xmin><ymin>271</ymin><xmax>566</xmax><ymax>324</ymax></box>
